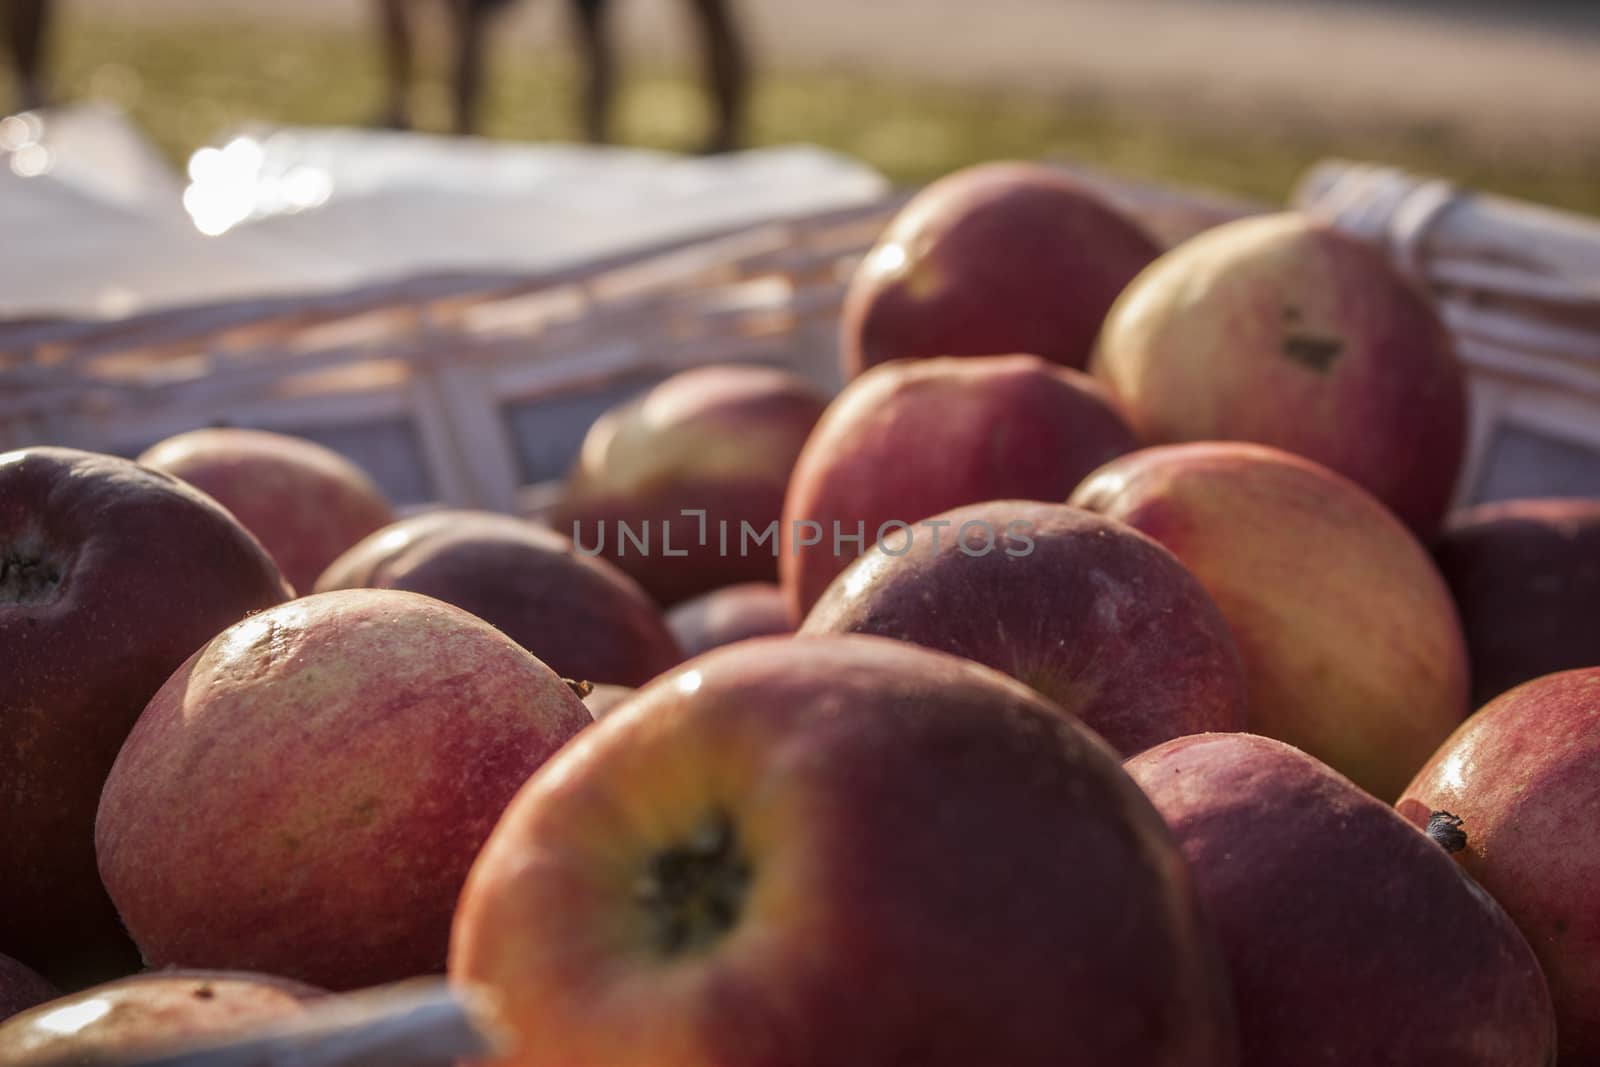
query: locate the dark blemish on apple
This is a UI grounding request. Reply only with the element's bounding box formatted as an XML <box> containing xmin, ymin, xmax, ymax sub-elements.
<box><xmin>633</xmin><ymin>809</ymin><xmax>751</xmax><ymax>956</ymax></box>
<box><xmin>0</xmin><ymin>550</ymin><xmax>63</xmax><ymax>605</ymax></box>
<box><xmin>353</xmin><ymin>797</ymin><xmax>382</xmax><ymax>826</ymax></box>
<box><xmin>1282</xmin><ymin>305</ymin><xmax>1302</xmax><ymax>322</ymax></box>
<box><xmin>192</xmin><ymin>984</ymin><xmax>216</xmax><ymax>1000</ymax></box>
<box><xmin>1281</xmin><ymin>333</ymin><xmax>1345</xmax><ymax>374</ymax></box>
<box><xmin>1425</xmin><ymin>811</ymin><xmax>1468</xmax><ymax>854</ymax></box>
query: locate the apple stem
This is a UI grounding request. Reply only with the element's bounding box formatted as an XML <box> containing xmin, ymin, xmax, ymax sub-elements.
<box><xmin>563</xmin><ymin>678</ymin><xmax>595</xmax><ymax>699</ymax></box>
<box><xmin>1425</xmin><ymin>811</ymin><xmax>1468</xmax><ymax>854</ymax></box>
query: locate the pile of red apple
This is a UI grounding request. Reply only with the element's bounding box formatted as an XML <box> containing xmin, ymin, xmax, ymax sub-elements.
<box><xmin>2</xmin><ymin>159</ymin><xmax>1597</xmax><ymax>1067</ymax></box>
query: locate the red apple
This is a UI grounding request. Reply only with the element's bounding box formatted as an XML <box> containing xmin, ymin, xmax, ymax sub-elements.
<box><xmin>666</xmin><ymin>582</ymin><xmax>792</xmax><ymax>658</ymax></box>
<box><xmin>1432</xmin><ymin>497</ymin><xmax>1600</xmax><ymax>706</ymax></box>
<box><xmin>0</xmin><ymin>447</ymin><xmax>291</xmax><ymax>986</ymax></box>
<box><xmin>1398</xmin><ymin>668</ymin><xmax>1600</xmax><ymax>1065</ymax></box>
<box><xmin>139</xmin><ymin>427</ymin><xmax>395</xmax><ymax>594</ymax></box>
<box><xmin>781</xmin><ymin>353</ymin><xmax>1137</xmax><ymax>620</ymax></box>
<box><xmin>801</xmin><ymin>501</ymin><xmax>1247</xmax><ymax>756</ymax></box>
<box><xmin>0</xmin><ymin>970</ymin><xmax>321</xmax><ymax>1065</ymax></box>
<box><xmin>315</xmin><ymin>510</ymin><xmax>681</xmax><ymax>687</ymax></box>
<box><xmin>840</xmin><ymin>161</ymin><xmax>1161</xmax><ymax>378</ymax></box>
<box><xmin>449</xmin><ymin>635</ymin><xmax>1238</xmax><ymax>1067</ymax></box>
<box><xmin>1091</xmin><ymin>212</ymin><xmax>1468</xmax><ymax>538</ymax></box>
<box><xmin>0</xmin><ymin>956</ymin><xmax>54</xmax><ymax>1024</ymax></box>
<box><xmin>1071</xmin><ymin>442</ymin><xmax>1469</xmax><ymax>800</ymax></box>
<box><xmin>1129</xmin><ymin>733</ymin><xmax>1556</xmax><ymax>1066</ymax></box>
<box><xmin>550</xmin><ymin>365</ymin><xmax>828</xmax><ymax>607</ymax></box>
<box><xmin>95</xmin><ymin>589</ymin><xmax>593</xmax><ymax>991</ymax></box>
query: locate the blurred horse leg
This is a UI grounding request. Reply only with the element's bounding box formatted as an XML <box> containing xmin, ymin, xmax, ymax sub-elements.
<box><xmin>5</xmin><ymin>0</ymin><xmax>52</xmax><ymax>111</ymax></box>
<box><xmin>375</xmin><ymin>0</ymin><xmax>414</xmax><ymax>128</ymax></box>
<box><xmin>449</xmin><ymin>0</ymin><xmax>493</xmax><ymax>135</ymax></box>
<box><xmin>686</xmin><ymin>0</ymin><xmax>747</xmax><ymax>153</ymax></box>
<box><xmin>570</xmin><ymin>0</ymin><xmax>615</xmax><ymax>145</ymax></box>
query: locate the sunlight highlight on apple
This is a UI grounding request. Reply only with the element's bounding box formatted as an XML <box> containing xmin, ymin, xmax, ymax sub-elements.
<box><xmin>34</xmin><ymin>998</ymin><xmax>111</xmax><ymax>1036</ymax></box>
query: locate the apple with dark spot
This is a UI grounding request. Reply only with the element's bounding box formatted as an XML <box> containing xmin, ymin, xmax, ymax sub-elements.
<box><xmin>1129</xmin><ymin>732</ymin><xmax>1556</xmax><ymax>1066</ymax></box>
<box><xmin>1090</xmin><ymin>213</ymin><xmax>1468</xmax><ymax>538</ymax></box>
<box><xmin>1399</xmin><ymin>667</ymin><xmax>1600</xmax><ymax>1066</ymax></box>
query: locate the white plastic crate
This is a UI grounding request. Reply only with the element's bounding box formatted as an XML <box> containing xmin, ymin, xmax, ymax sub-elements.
<box><xmin>4</xmin><ymin>144</ymin><xmax>1597</xmax><ymax>514</ymax></box>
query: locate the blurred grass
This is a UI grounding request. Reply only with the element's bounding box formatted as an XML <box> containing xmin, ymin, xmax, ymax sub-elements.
<box><xmin>16</xmin><ymin>13</ymin><xmax>1600</xmax><ymax>215</ymax></box>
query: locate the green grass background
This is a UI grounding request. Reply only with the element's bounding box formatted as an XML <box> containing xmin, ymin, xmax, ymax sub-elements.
<box><xmin>16</xmin><ymin>14</ymin><xmax>1600</xmax><ymax>215</ymax></box>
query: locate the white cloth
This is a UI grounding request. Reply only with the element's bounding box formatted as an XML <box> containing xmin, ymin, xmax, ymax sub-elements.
<box><xmin>1</xmin><ymin>106</ymin><xmax>889</xmax><ymax>321</ymax></box>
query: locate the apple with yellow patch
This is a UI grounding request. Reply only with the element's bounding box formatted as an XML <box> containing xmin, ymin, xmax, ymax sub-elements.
<box><xmin>1071</xmin><ymin>442</ymin><xmax>1469</xmax><ymax>800</ymax></box>
<box><xmin>1090</xmin><ymin>213</ymin><xmax>1467</xmax><ymax>538</ymax></box>
<box><xmin>95</xmin><ymin>589</ymin><xmax>593</xmax><ymax>991</ymax></box>
<box><xmin>450</xmin><ymin>636</ymin><xmax>1238</xmax><ymax>1066</ymax></box>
